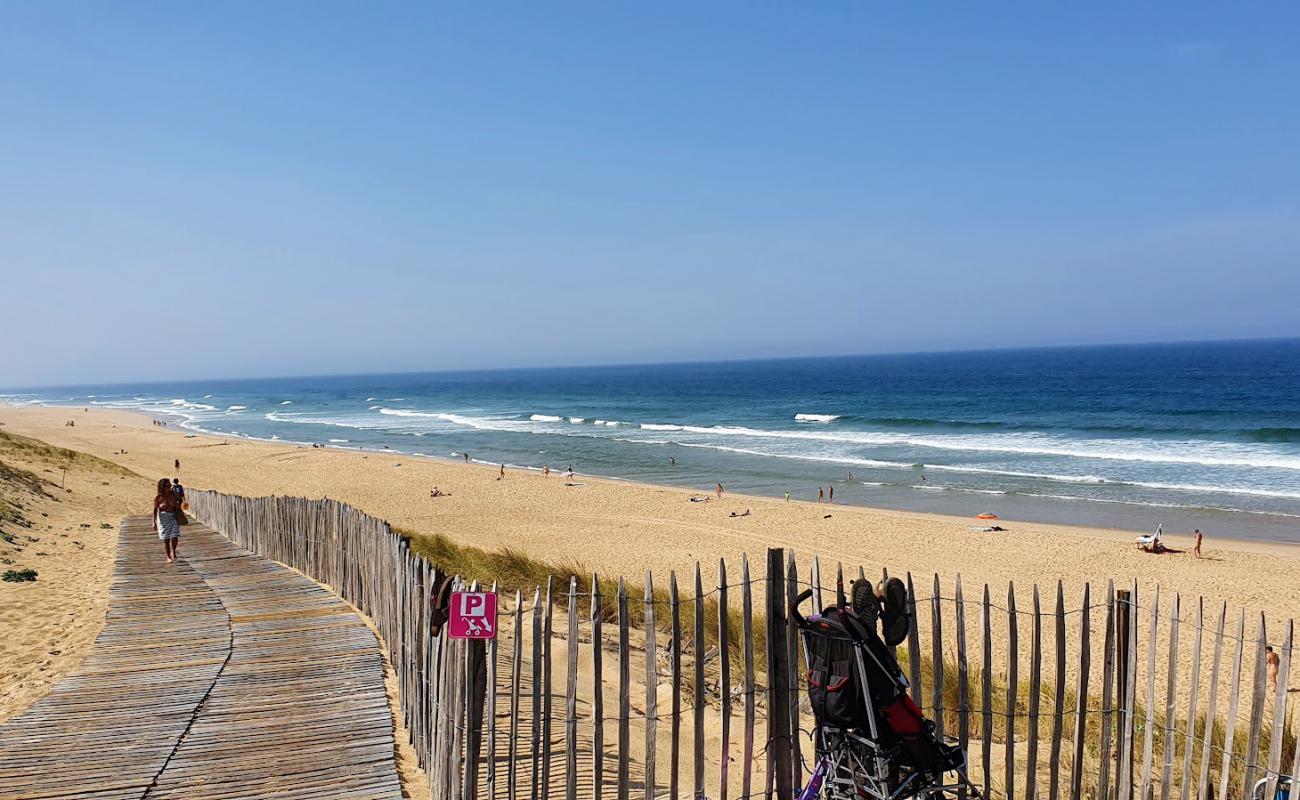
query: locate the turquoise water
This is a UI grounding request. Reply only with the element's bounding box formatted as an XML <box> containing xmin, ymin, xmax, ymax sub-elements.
<box><xmin>8</xmin><ymin>339</ymin><xmax>1300</xmax><ymax>542</ymax></box>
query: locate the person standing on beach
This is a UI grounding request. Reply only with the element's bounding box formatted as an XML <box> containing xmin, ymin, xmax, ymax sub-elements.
<box><xmin>1194</xmin><ymin>529</ymin><xmax>1203</xmax><ymax>559</ymax></box>
<box><xmin>818</xmin><ymin>487</ymin><xmax>824</xmax><ymax>502</ymax></box>
<box><xmin>1268</xmin><ymin>646</ymin><xmax>1280</xmax><ymax>689</ymax></box>
<box><xmin>174</xmin><ymin>458</ymin><xmax>180</xmax><ymax>472</ymax></box>
<box><xmin>153</xmin><ymin>478</ymin><xmax>182</xmax><ymax>563</ymax></box>
<box><xmin>499</xmin><ymin>464</ymin><xmax>505</xmax><ymax>480</ymax></box>
<box><xmin>543</xmin><ymin>465</ymin><xmax>550</xmax><ymax>477</ymax></box>
<box><xmin>716</xmin><ymin>482</ymin><xmax>724</xmax><ymax>500</ymax></box>
<box><xmin>829</xmin><ymin>485</ymin><xmax>834</xmax><ymax>503</ymax></box>
<box><xmin>463</xmin><ymin>452</ymin><xmax>470</xmax><ymax>463</ymax></box>
<box><xmin>785</xmin><ymin>491</ymin><xmax>790</xmax><ymax>502</ymax></box>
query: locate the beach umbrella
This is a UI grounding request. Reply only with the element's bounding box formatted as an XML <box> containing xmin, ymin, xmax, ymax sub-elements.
<box><xmin>975</xmin><ymin>513</ymin><xmax>998</xmax><ymax>520</ymax></box>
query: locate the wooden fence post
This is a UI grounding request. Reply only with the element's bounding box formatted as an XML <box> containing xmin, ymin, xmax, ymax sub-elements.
<box><xmin>592</xmin><ymin>577</ymin><xmax>604</xmax><ymax>800</ymax></box>
<box><xmin>718</xmin><ymin>558</ymin><xmax>732</xmax><ymax>800</ymax></box>
<box><xmin>1070</xmin><ymin>583</ymin><xmax>1091</xmax><ymax>800</ymax></box>
<box><xmin>766</xmin><ymin>549</ymin><xmax>792</xmax><ymax>800</ymax></box>
<box><xmin>646</xmin><ymin>573</ymin><xmax>658</xmax><ymax>800</ymax></box>
<box><xmin>693</xmin><ymin>565</ymin><xmax>705</xmax><ymax>800</ymax></box>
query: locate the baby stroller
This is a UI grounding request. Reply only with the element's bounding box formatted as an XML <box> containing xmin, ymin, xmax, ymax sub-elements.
<box><xmin>791</xmin><ymin>576</ymin><xmax>982</xmax><ymax>800</ymax></box>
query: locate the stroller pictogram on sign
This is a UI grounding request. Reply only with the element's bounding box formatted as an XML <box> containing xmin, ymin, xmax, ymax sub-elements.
<box><xmin>448</xmin><ymin>590</ymin><xmax>498</xmax><ymax>639</ymax></box>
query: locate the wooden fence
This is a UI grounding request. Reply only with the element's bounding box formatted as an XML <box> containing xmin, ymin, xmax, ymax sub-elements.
<box><xmin>187</xmin><ymin>489</ymin><xmax>1298</xmax><ymax>800</ymax></box>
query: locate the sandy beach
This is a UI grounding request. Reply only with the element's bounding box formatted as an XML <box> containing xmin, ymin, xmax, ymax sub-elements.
<box><xmin>4</xmin><ymin>403</ymin><xmax>1298</xmax><ymax>629</ymax></box>
<box><xmin>3</xmin><ymin>402</ymin><xmax>1298</xmax><ymax>796</ymax></box>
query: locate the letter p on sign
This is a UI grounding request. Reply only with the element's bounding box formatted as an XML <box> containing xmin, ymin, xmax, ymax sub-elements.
<box><xmin>448</xmin><ymin>590</ymin><xmax>498</xmax><ymax>639</ymax></box>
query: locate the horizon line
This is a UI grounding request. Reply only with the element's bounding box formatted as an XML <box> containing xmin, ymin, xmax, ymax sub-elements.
<box><xmin>7</xmin><ymin>333</ymin><xmax>1299</xmax><ymax>393</ymax></box>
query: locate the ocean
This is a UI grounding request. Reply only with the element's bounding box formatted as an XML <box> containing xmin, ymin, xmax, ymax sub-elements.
<box><xmin>7</xmin><ymin>339</ymin><xmax>1300</xmax><ymax>543</ymax></box>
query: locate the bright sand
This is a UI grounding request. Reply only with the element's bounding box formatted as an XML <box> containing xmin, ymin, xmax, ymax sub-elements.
<box><xmin>5</xmin><ymin>404</ymin><xmax>1298</xmax><ymax>609</ymax></box>
<box><xmin>4</xmin><ymin>403</ymin><xmax>1299</xmax><ymax>795</ymax></box>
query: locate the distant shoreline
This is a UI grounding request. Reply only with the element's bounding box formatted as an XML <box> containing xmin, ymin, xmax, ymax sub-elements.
<box><xmin>6</xmin><ymin>402</ymin><xmax>1299</xmax><ymax>560</ymax></box>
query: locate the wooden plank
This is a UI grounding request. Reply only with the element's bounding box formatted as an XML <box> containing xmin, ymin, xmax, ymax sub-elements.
<box><xmin>592</xmin><ymin>577</ymin><xmax>604</xmax><ymax>800</ymax></box>
<box><xmin>543</xmin><ymin>578</ymin><xmax>555</xmax><ymax>800</ymax></box>
<box><xmin>21</xmin><ymin>511</ymin><xmax>409</xmax><ymax>800</ymax></box>
<box><xmin>1159</xmin><ymin>594</ymin><xmax>1181</xmax><ymax>800</ymax></box>
<box><xmin>1070</xmin><ymin>583</ymin><xmax>1091</xmax><ymax>800</ymax></box>
<box><xmin>812</xmin><ymin>554</ymin><xmax>823</xmax><ymax>612</ymax></box>
<box><xmin>617</xmin><ymin>579</ymin><xmax>630</xmax><ymax>800</ymax></box>
<box><xmin>741</xmin><ymin>555</ymin><xmax>756</xmax><ymax>800</ymax></box>
<box><xmin>1006</xmin><ymin>582</ymin><xmax>1019</xmax><ymax>800</ymax></box>
<box><xmin>1217</xmin><ymin>609</ymin><xmax>1246</xmax><ymax>800</ymax></box>
<box><xmin>1264</xmin><ymin>621</ymin><xmax>1293</xmax><ymax>800</ymax></box>
<box><xmin>908</xmin><ymin>573</ymin><xmax>923</xmax><ymax>709</ymax></box>
<box><xmin>933</xmin><ymin>573</ymin><xmax>946</xmax><ymax>740</ymax></box>
<box><xmin>670</xmin><ymin>572</ymin><xmax>682</xmax><ymax>800</ymax></box>
<box><xmin>1140</xmin><ymin>586</ymin><xmax>1161</xmax><ymax>799</ymax></box>
<box><xmin>1098</xmin><ymin>582</ymin><xmax>1116</xmax><ymax>800</ymax></box>
<box><xmin>1049</xmin><ymin>581</ymin><xmax>1067</xmax><ymax>800</ymax></box>
<box><xmin>1027</xmin><ymin>584</ymin><xmax>1042</xmax><ymax>800</ymax></box>
<box><xmin>1179</xmin><ymin>598</ymin><xmax>1204</xmax><ymax>800</ymax></box>
<box><xmin>532</xmin><ymin>587</ymin><xmax>545</xmax><ymax>800</ymax></box>
<box><xmin>646</xmin><ymin>572</ymin><xmax>659</xmax><ymax>800</ymax></box>
<box><xmin>718</xmin><ymin>559</ymin><xmax>732</xmax><ymax>800</ymax></box>
<box><xmin>955</xmin><ymin>575</ymin><xmax>971</xmax><ymax>800</ymax></box>
<box><xmin>488</xmin><ymin>581</ymin><xmax>500</xmax><ymax>800</ymax></box>
<box><xmin>693</xmin><ymin>564</ymin><xmax>706</xmax><ymax>800</ymax></box>
<box><xmin>785</xmin><ymin>551</ymin><xmax>802</xmax><ymax>791</ymax></box>
<box><xmin>510</xmin><ymin>591</ymin><xmax>524</xmax><ymax>800</ymax></box>
<box><xmin>1195</xmin><ymin>603</ymin><xmax>1226</xmax><ymax>800</ymax></box>
<box><xmin>1241</xmin><ymin>614</ymin><xmax>1269</xmax><ymax>795</ymax></box>
<box><xmin>566</xmin><ymin>577</ymin><xmax>579</xmax><ymax>800</ymax></box>
<box><xmin>0</xmin><ymin>517</ymin><xmax>234</xmax><ymax>800</ymax></box>
<box><xmin>766</xmin><ymin>549</ymin><xmax>793</xmax><ymax>800</ymax></box>
<box><xmin>1117</xmin><ymin>582</ymin><xmax>1138</xmax><ymax>800</ymax></box>
<box><xmin>982</xmin><ymin>583</ymin><xmax>993</xmax><ymax>799</ymax></box>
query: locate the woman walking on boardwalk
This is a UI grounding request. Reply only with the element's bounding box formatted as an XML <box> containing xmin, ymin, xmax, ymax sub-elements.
<box><xmin>153</xmin><ymin>477</ymin><xmax>182</xmax><ymax>563</ymax></box>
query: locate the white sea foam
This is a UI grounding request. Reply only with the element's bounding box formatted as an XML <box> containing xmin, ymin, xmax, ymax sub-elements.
<box><xmin>377</xmin><ymin>408</ymin><xmax>528</xmax><ymax>431</ymax></box>
<box><xmin>280</xmin><ymin>400</ymin><xmax>293</xmax><ymax>405</ymax></box>
<box><xmin>366</xmin><ymin>397</ymin><xmax>376</xmax><ymax>402</ymax></box>
<box><xmin>225</xmin><ymin>405</ymin><xmax>248</xmax><ymax>412</ymax></box>
<box><xmin>569</xmin><ymin>417</ymin><xmax>585</xmax><ymax>424</ymax></box>
<box><xmin>794</xmin><ymin>413</ymin><xmax>840</xmax><ymax>423</ymax></box>
<box><xmin>623</xmin><ymin>422</ymin><xmax>1300</xmax><ymax>471</ymax></box>
<box><xmin>328</xmin><ymin>438</ymin><xmax>349</xmax><ymax>443</ymax></box>
<box><xmin>369</xmin><ymin>405</ymin><xmax>381</xmax><ymax>410</ymax></box>
<box><xmin>168</xmin><ymin>399</ymin><xmax>217</xmax><ymax>411</ymax></box>
<box><xmin>530</xmin><ymin>414</ymin><xmax>563</xmax><ymax>422</ymax></box>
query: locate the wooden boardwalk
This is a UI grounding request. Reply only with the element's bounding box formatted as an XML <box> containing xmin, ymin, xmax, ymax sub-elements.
<box><xmin>0</xmin><ymin>517</ymin><xmax>403</xmax><ymax>800</ymax></box>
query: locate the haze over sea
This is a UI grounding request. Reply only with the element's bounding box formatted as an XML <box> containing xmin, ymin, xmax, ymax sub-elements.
<box><xmin>7</xmin><ymin>339</ymin><xmax>1300</xmax><ymax>543</ymax></box>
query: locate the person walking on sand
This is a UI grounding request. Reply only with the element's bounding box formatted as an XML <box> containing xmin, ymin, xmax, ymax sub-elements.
<box><xmin>464</xmin><ymin>452</ymin><xmax>470</xmax><ymax>463</ymax></box>
<box><xmin>1194</xmin><ymin>529</ymin><xmax>1203</xmax><ymax>559</ymax></box>
<box><xmin>174</xmin><ymin>458</ymin><xmax>180</xmax><ymax>472</ymax></box>
<box><xmin>153</xmin><ymin>478</ymin><xmax>182</xmax><ymax>563</ymax></box>
<box><xmin>543</xmin><ymin>464</ymin><xmax>550</xmax><ymax>477</ymax></box>
<box><xmin>1268</xmin><ymin>646</ymin><xmax>1280</xmax><ymax>689</ymax></box>
<box><xmin>819</xmin><ymin>487</ymin><xmax>824</xmax><ymax>503</ymax></box>
<box><xmin>716</xmin><ymin>482</ymin><xmax>724</xmax><ymax>500</ymax></box>
<box><xmin>499</xmin><ymin>464</ymin><xmax>505</xmax><ymax>480</ymax></box>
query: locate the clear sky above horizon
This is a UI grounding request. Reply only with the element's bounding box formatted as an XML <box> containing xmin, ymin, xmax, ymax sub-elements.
<box><xmin>2</xmin><ymin>3</ymin><xmax>1298</xmax><ymax>387</ymax></box>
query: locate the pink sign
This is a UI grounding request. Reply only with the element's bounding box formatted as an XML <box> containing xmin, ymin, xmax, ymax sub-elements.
<box><xmin>447</xmin><ymin>590</ymin><xmax>498</xmax><ymax>639</ymax></box>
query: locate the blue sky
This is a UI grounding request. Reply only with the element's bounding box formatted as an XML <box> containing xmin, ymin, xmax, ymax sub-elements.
<box><xmin>2</xmin><ymin>3</ymin><xmax>1298</xmax><ymax>386</ymax></box>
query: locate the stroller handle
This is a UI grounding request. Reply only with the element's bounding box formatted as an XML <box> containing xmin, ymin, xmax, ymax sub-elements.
<box><xmin>790</xmin><ymin>588</ymin><xmax>814</xmax><ymax>627</ymax></box>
